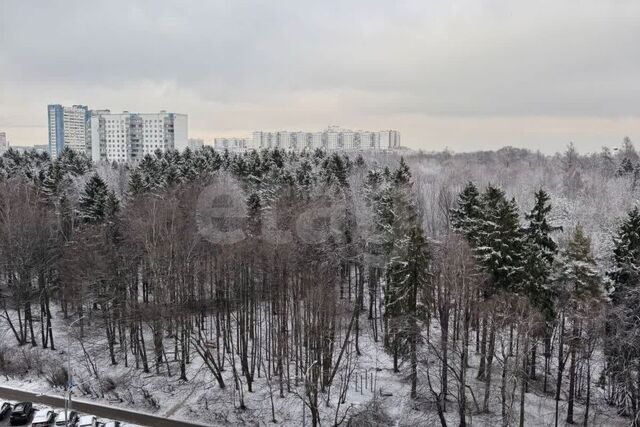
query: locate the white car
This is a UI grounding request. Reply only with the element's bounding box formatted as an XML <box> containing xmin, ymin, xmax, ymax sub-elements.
<box><xmin>77</xmin><ymin>415</ymin><xmax>98</xmax><ymax>427</ymax></box>
<box><xmin>55</xmin><ymin>410</ymin><xmax>79</xmax><ymax>426</ymax></box>
<box><xmin>32</xmin><ymin>409</ymin><xmax>56</xmax><ymax>427</ymax></box>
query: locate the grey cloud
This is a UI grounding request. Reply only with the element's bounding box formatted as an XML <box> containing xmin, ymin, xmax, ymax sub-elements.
<box><xmin>0</xmin><ymin>0</ymin><xmax>639</xmax><ymax>150</ymax></box>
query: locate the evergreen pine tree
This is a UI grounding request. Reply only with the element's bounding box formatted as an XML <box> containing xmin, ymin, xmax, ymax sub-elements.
<box><xmin>393</xmin><ymin>157</ymin><xmax>411</xmax><ymax>186</ymax></box>
<box><xmin>41</xmin><ymin>163</ymin><xmax>67</xmax><ymax>201</ymax></box>
<box><xmin>610</xmin><ymin>206</ymin><xmax>640</xmax><ymax>301</ymax></box>
<box><xmin>556</xmin><ymin>226</ymin><xmax>602</xmax><ymax>303</ymax></box>
<box><xmin>376</xmin><ymin>160</ymin><xmax>424</xmax><ymax>374</ymax></box>
<box><xmin>554</xmin><ymin>226</ymin><xmax>602</xmax><ymax>424</ymax></box>
<box><xmin>450</xmin><ymin>181</ymin><xmax>483</xmax><ymax>246</ymax></box>
<box><xmin>128</xmin><ymin>169</ymin><xmax>147</xmax><ymax>197</ymax></box>
<box><xmin>270</xmin><ymin>149</ymin><xmax>285</xmax><ymax>169</ymax></box>
<box><xmin>524</xmin><ymin>189</ymin><xmax>558</xmax><ymax>319</ymax></box>
<box><xmin>476</xmin><ymin>186</ymin><xmax>526</xmax><ymax>293</ymax></box>
<box><xmin>246</xmin><ymin>192</ymin><xmax>262</xmax><ymax>238</ymax></box>
<box><xmin>606</xmin><ymin>207</ymin><xmax>640</xmax><ymax>421</ymax></box>
<box><xmin>79</xmin><ymin>174</ymin><xmax>110</xmax><ymax>223</ymax></box>
<box><xmin>105</xmin><ymin>190</ymin><xmax>120</xmax><ymax>219</ymax></box>
<box><xmin>312</xmin><ymin>148</ymin><xmax>325</xmax><ymax>165</ymax></box>
<box><xmin>231</xmin><ymin>155</ymin><xmax>248</xmax><ymax>178</ymax></box>
<box><xmin>617</xmin><ymin>157</ymin><xmax>635</xmax><ymax>177</ymax></box>
<box><xmin>322</xmin><ymin>153</ymin><xmax>349</xmax><ymax>189</ymax></box>
<box><xmin>376</xmin><ymin>163</ymin><xmax>417</xmax><ymax>257</ymax></box>
<box><xmin>295</xmin><ymin>159</ymin><xmax>313</xmax><ymax>192</ymax></box>
<box><xmin>385</xmin><ymin>225</ymin><xmax>429</xmax><ymax>387</ymax></box>
<box><xmin>246</xmin><ymin>150</ymin><xmax>262</xmax><ymax>179</ymax></box>
<box><xmin>364</xmin><ymin>169</ymin><xmax>384</xmax><ymax>205</ymax></box>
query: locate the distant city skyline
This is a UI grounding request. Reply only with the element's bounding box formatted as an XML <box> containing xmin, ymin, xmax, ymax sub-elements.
<box><xmin>44</xmin><ymin>101</ymin><xmax>401</xmax><ymax>162</ymax></box>
<box><xmin>1</xmin><ymin>1</ymin><xmax>639</xmax><ymax>153</ymax></box>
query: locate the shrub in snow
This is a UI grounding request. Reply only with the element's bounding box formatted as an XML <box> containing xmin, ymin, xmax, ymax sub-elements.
<box><xmin>347</xmin><ymin>400</ymin><xmax>393</xmax><ymax>427</ymax></box>
<box><xmin>45</xmin><ymin>365</ymin><xmax>68</xmax><ymax>389</ymax></box>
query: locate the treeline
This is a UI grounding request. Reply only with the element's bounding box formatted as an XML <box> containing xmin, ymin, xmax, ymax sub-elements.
<box><xmin>1</xmin><ymin>143</ymin><xmax>640</xmax><ymax>426</ymax></box>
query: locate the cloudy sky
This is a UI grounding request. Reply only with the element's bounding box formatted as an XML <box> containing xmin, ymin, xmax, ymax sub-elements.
<box><xmin>1</xmin><ymin>0</ymin><xmax>639</xmax><ymax>152</ymax></box>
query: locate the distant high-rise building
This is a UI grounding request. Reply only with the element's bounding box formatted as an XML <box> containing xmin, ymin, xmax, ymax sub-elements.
<box><xmin>90</xmin><ymin>111</ymin><xmax>188</xmax><ymax>163</ymax></box>
<box><xmin>0</xmin><ymin>132</ymin><xmax>7</xmax><ymax>154</ymax></box>
<box><xmin>188</xmin><ymin>138</ymin><xmax>204</xmax><ymax>151</ymax></box>
<box><xmin>213</xmin><ymin>137</ymin><xmax>249</xmax><ymax>151</ymax></box>
<box><xmin>230</xmin><ymin>127</ymin><xmax>400</xmax><ymax>152</ymax></box>
<box><xmin>378</xmin><ymin>130</ymin><xmax>401</xmax><ymax>150</ymax></box>
<box><xmin>47</xmin><ymin>104</ymin><xmax>91</xmax><ymax>158</ymax></box>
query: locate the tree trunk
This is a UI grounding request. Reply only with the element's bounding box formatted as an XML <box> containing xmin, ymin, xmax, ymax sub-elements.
<box><xmin>555</xmin><ymin>313</ymin><xmax>565</xmax><ymax>427</ymax></box>
<box><xmin>567</xmin><ymin>323</ymin><xmax>578</xmax><ymax>424</ymax></box>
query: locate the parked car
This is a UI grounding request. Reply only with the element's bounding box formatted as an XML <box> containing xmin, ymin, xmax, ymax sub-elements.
<box><xmin>31</xmin><ymin>409</ymin><xmax>56</xmax><ymax>427</ymax></box>
<box><xmin>9</xmin><ymin>402</ymin><xmax>34</xmax><ymax>425</ymax></box>
<box><xmin>54</xmin><ymin>410</ymin><xmax>78</xmax><ymax>426</ymax></box>
<box><xmin>102</xmin><ymin>422</ymin><xmax>120</xmax><ymax>427</ymax></box>
<box><xmin>0</xmin><ymin>402</ymin><xmax>12</xmax><ymax>420</ymax></box>
<box><xmin>77</xmin><ymin>415</ymin><xmax>97</xmax><ymax>427</ymax></box>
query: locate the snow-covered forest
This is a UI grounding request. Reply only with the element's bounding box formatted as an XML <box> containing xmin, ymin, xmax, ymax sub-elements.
<box><xmin>1</xmin><ymin>141</ymin><xmax>640</xmax><ymax>426</ymax></box>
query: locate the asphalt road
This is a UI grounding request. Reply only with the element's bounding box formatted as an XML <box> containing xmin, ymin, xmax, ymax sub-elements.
<box><xmin>0</xmin><ymin>386</ymin><xmax>209</xmax><ymax>427</ymax></box>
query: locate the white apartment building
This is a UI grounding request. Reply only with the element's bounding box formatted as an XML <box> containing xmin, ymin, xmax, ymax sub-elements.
<box><xmin>90</xmin><ymin>111</ymin><xmax>188</xmax><ymax>163</ymax></box>
<box><xmin>379</xmin><ymin>130</ymin><xmax>401</xmax><ymax>150</ymax></box>
<box><xmin>47</xmin><ymin>104</ymin><xmax>91</xmax><ymax>158</ymax></box>
<box><xmin>241</xmin><ymin>127</ymin><xmax>400</xmax><ymax>152</ymax></box>
<box><xmin>0</xmin><ymin>132</ymin><xmax>7</xmax><ymax>154</ymax></box>
<box><xmin>64</xmin><ymin>106</ymin><xmax>90</xmax><ymax>153</ymax></box>
<box><xmin>213</xmin><ymin>137</ymin><xmax>249</xmax><ymax>151</ymax></box>
<box><xmin>188</xmin><ymin>138</ymin><xmax>204</xmax><ymax>150</ymax></box>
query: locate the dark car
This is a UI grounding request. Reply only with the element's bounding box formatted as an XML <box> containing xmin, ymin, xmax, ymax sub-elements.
<box><xmin>9</xmin><ymin>402</ymin><xmax>34</xmax><ymax>425</ymax></box>
<box><xmin>0</xmin><ymin>402</ymin><xmax>12</xmax><ymax>420</ymax></box>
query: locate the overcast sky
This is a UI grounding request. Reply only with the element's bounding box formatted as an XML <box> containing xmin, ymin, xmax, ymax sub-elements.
<box><xmin>1</xmin><ymin>0</ymin><xmax>639</xmax><ymax>153</ymax></box>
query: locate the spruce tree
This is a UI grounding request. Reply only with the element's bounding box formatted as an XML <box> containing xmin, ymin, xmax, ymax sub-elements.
<box><xmin>322</xmin><ymin>153</ymin><xmax>349</xmax><ymax>189</ymax></box>
<box><xmin>377</xmin><ymin>164</ymin><xmax>417</xmax><ymax>257</ymax></box>
<box><xmin>393</xmin><ymin>157</ymin><xmax>411</xmax><ymax>186</ymax></box>
<box><xmin>231</xmin><ymin>155</ymin><xmax>248</xmax><ymax>178</ymax></box>
<box><xmin>364</xmin><ymin>169</ymin><xmax>384</xmax><ymax>206</ymax></box>
<box><xmin>617</xmin><ymin>157</ymin><xmax>635</xmax><ymax>177</ymax></box>
<box><xmin>555</xmin><ymin>226</ymin><xmax>603</xmax><ymax>424</ymax></box>
<box><xmin>295</xmin><ymin>159</ymin><xmax>313</xmax><ymax>192</ymax></box>
<box><xmin>450</xmin><ymin>181</ymin><xmax>483</xmax><ymax>246</ymax></box>
<box><xmin>606</xmin><ymin>206</ymin><xmax>640</xmax><ymax>421</ymax></box>
<box><xmin>246</xmin><ymin>192</ymin><xmax>262</xmax><ymax>238</ymax></box>
<box><xmin>522</xmin><ymin>189</ymin><xmax>558</xmax><ymax>383</ymax></box>
<box><xmin>556</xmin><ymin>226</ymin><xmax>602</xmax><ymax>304</ymax></box>
<box><xmin>377</xmin><ymin>160</ymin><xmax>423</xmax><ymax>374</ymax></box>
<box><xmin>611</xmin><ymin>206</ymin><xmax>640</xmax><ymax>301</ymax></box>
<box><xmin>128</xmin><ymin>169</ymin><xmax>147</xmax><ymax>197</ymax></box>
<box><xmin>385</xmin><ymin>225</ymin><xmax>429</xmax><ymax>397</ymax></box>
<box><xmin>41</xmin><ymin>163</ymin><xmax>66</xmax><ymax>201</ymax></box>
<box><xmin>476</xmin><ymin>186</ymin><xmax>526</xmax><ymax>293</ymax></box>
<box><xmin>79</xmin><ymin>174</ymin><xmax>110</xmax><ymax>223</ymax></box>
<box><xmin>246</xmin><ymin>150</ymin><xmax>262</xmax><ymax>179</ymax></box>
<box><xmin>270</xmin><ymin>148</ymin><xmax>285</xmax><ymax>169</ymax></box>
<box><xmin>524</xmin><ymin>189</ymin><xmax>558</xmax><ymax>319</ymax></box>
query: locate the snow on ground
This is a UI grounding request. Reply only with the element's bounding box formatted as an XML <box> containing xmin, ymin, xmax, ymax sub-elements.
<box><xmin>0</xmin><ymin>304</ymin><xmax>632</xmax><ymax>426</ymax></box>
